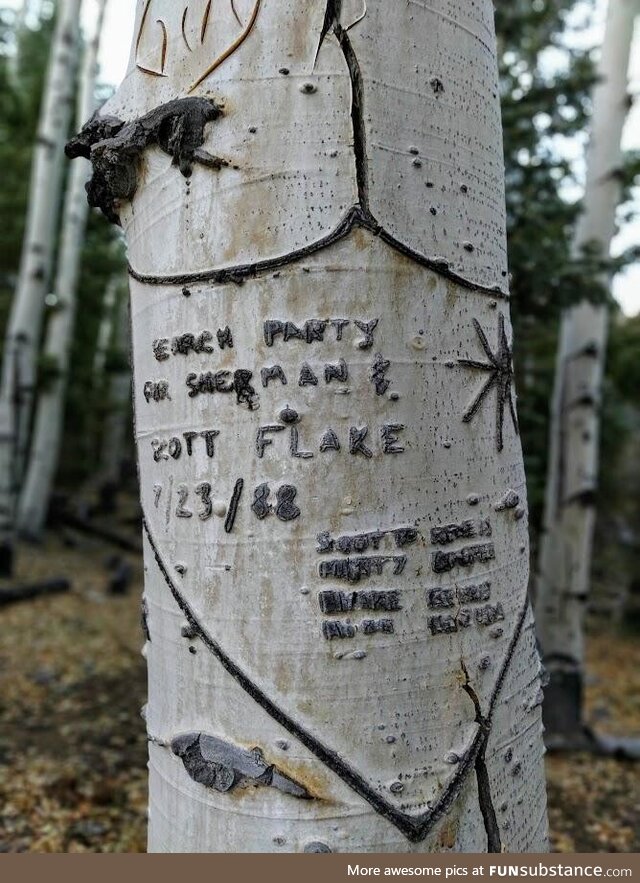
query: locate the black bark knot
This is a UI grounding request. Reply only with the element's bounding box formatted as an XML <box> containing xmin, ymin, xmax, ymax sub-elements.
<box><xmin>65</xmin><ymin>97</ymin><xmax>224</xmax><ymax>224</ymax></box>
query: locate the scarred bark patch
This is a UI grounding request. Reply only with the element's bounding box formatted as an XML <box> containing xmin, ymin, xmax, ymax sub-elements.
<box><xmin>171</xmin><ymin>732</ymin><xmax>311</xmax><ymax>799</ymax></box>
<box><xmin>66</xmin><ymin>97</ymin><xmax>224</xmax><ymax>223</ymax></box>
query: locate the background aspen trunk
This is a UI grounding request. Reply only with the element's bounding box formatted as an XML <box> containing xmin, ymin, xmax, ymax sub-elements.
<box><xmin>18</xmin><ymin>0</ymin><xmax>108</xmax><ymax>540</ymax></box>
<box><xmin>70</xmin><ymin>0</ymin><xmax>548</xmax><ymax>852</ymax></box>
<box><xmin>95</xmin><ymin>367</ymin><xmax>131</xmax><ymax>512</ymax></box>
<box><xmin>534</xmin><ymin>0</ymin><xmax>638</xmax><ymax>748</ymax></box>
<box><xmin>93</xmin><ymin>277</ymin><xmax>119</xmax><ymax>381</ymax></box>
<box><xmin>91</xmin><ymin>277</ymin><xmax>132</xmax><ymax>512</ymax></box>
<box><xmin>0</xmin><ymin>0</ymin><xmax>82</xmax><ymax>567</ymax></box>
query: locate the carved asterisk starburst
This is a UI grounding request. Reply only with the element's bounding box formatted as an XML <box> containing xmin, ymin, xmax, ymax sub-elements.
<box><xmin>459</xmin><ymin>314</ymin><xmax>519</xmax><ymax>453</ymax></box>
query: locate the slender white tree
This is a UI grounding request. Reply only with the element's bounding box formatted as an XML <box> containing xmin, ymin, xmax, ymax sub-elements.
<box><xmin>95</xmin><ymin>282</ymin><xmax>131</xmax><ymax>505</ymax></box>
<box><xmin>0</xmin><ymin>0</ymin><xmax>82</xmax><ymax>569</ymax></box>
<box><xmin>77</xmin><ymin>276</ymin><xmax>131</xmax><ymax>510</ymax></box>
<box><xmin>100</xmin><ymin>286</ymin><xmax>131</xmax><ymax>470</ymax></box>
<box><xmin>18</xmin><ymin>0</ymin><xmax>109</xmax><ymax>539</ymax></box>
<box><xmin>534</xmin><ymin>0</ymin><xmax>638</xmax><ymax>748</ymax></box>
<box><xmin>92</xmin><ymin>276</ymin><xmax>127</xmax><ymax>501</ymax></box>
<box><xmin>92</xmin><ymin>276</ymin><xmax>119</xmax><ymax>381</ymax></box>
<box><xmin>69</xmin><ymin>0</ymin><xmax>548</xmax><ymax>852</ymax></box>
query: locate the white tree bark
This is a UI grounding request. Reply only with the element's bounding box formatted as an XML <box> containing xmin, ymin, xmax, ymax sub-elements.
<box><xmin>18</xmin><ymin>0</ymin><xmax>108</xmax><ymax>540</ymax></box>
<box><xmin>534</xmin><ymin>0</ymin><xmax>638</xmax><ymax>745</ymax></box>
<box><xmin>97</xmin><ymin>369</ymin><xmax>131</xmax><ymax>495</ymax></box>
<box><xmin>0</xmin><ymin>0</ymin><xmax>82</xmax><ymax>565</ymax></box>
<box><xmin>70</xmin><ymin>0</ymin><xmax>548</xmax><ymax>852</ymax></box>
<box><xmin>93</xmin><ymin>277</ymin><xmax>119</xmax><ymax>381</ymax></box>
<box><xmin>96</xmin><ymin>280</ymin><xmax>131</xmax><ymax>500</ymax></box>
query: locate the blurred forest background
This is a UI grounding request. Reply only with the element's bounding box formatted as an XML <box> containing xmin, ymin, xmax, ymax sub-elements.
<box><xmin>0</xmin><ymin>0</ymin><xmax>639</xmax><ymax>854</ymax></box>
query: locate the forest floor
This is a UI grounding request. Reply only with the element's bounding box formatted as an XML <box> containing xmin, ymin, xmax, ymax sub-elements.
<box><xmin>0</xmin><ymin>530</ymin><xmax>639</xmax><ymax>853</ymax></box>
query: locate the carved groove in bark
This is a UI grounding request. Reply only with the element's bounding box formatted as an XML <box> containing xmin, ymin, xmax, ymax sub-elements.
<box><xmin>126</xmin><ymin>208</ymin><xmax>510</xmax><ymax>299</ymax></box>
<box><xmin>144</xmin><ymin>516</ymin><xmax>528</xmax><ymax>844</ymax></box>
<box><xmin>461</xmin><ymin>663</ymin><xmax>502</xmax><ymax>853</ymax></box>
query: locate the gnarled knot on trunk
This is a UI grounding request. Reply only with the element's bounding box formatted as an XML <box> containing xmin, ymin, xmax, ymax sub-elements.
<box><xmin>65</xmin><ymin>97</ymin><xmax>225</xmax><ymax>224</ymax></box>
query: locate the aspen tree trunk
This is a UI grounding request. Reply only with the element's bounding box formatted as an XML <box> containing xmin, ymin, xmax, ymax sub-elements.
<box><xmin>69</xmin><ymin>0</ymin><xmax>548</xmax><ymax>852</ymax></box>
<box><xmin>95</xmin><ymin>279</ymin><xmax>132</xmax><ymax>509</ymax></box>
<box><xmin>18</xmin><ymin>0</ymin><xmax>108</xmax><ymax>540</ymax></box>
<box><xmin>96</xmin><ymin>361</ymin><xmax>131</xmax><ymax>507</ymax></box>
<box><xmin>534</xmin><ymin>0</ymin><xmax>637</xmax><ymax>748</ymax></box>
<box><xmin>0</xmin><ymin>0</ymin><xmax>82</xmax><ymax>569</ymax></box>
<box><xmin>93</xmin><ymin>277</ymin><xmax>119</xmax><ymax>381</ymax></box>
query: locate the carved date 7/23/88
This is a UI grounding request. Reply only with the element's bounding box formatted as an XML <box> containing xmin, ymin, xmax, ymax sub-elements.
<box><xmin>153</xmin><ymin>479</ymin><xmax>301</xmax><ymax>526</ymax></box>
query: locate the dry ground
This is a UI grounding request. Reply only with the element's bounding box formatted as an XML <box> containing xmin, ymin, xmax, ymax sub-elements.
<box><xmin>0</xmin><ymin>533</ymin><xmax>638</xmax><ymax>852</ymax></box>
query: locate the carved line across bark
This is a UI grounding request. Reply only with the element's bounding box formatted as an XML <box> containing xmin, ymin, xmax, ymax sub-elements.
<box><xmin>332</xmin><ymin>11</ymin><xmax>370</xmax><ymax>212</ymax></box>
<box><xmin>135</xmin><ymin>1</ymin><xmax>262</xmax><ymax>88</ymax></box>
<box><xmin>460</xmin><ymin>663</ymin><xmax>502</xmax><ymax>853</ymax></box>
<box><xmin>128</xmin><ymin>207</ymin><xmax>510</xmax><ymax>300</ymax></box>
<box><xmin>142</xmin><ymin>517</ymin><xmax>529</xmax><ymax>844</ymax></box>
<box><xmin>188</xmin><ymin>0</ymin><xmax>262</xmax><ymax>94</ymax></box>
